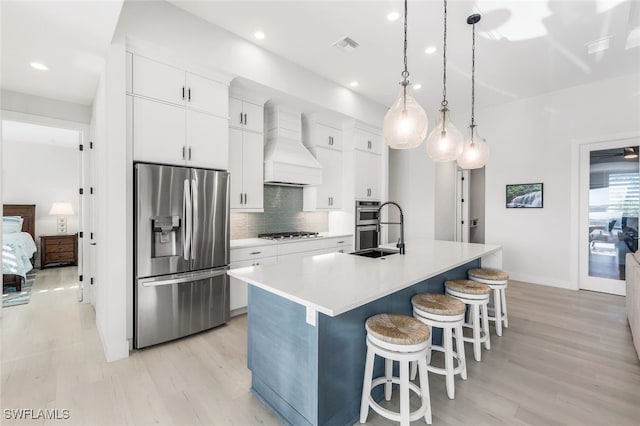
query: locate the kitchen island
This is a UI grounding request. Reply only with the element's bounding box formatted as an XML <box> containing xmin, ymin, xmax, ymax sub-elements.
<box><xmin>228</xmin><ymin>239</ymin><xmax>501</xmax><ymax>426</ymax></box>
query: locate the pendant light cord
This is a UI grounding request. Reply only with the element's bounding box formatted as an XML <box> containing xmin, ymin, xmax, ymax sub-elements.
<box><xmin>441</xmin><ymin>0</ymin><xmax>448</xmax><ymax>107</ymax></box>
<box><xmin>471</xmin><ymin>20</ymin><xmax>476</xmax><ymax>128</ymax></box>
<box><xmin>401</xmin><ymin>0</ymin><xmax>409</xmax><ymax>110</ymax></box>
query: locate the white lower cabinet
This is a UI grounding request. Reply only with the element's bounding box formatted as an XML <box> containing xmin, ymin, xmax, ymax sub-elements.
<box><xmin>229</xmin><ymin>236</ymin><xmax>353</xmax><ymax>314</ymax></box>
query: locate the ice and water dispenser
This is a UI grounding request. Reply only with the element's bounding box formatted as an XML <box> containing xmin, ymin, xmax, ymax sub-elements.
<box><xmin>151</xmin><ymin>216</ymin><xmax>181</xmax><ymax>258</ymax></box>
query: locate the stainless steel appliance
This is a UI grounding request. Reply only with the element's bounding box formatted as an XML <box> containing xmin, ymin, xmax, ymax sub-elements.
<box><xmin>355</xmin><ymin>200</ymin><xmax>380</xmax><ymax>250</ymax></box>
<box><xmin>258</xmin><ymin>231</ymin><xmax>319</xmax><ymax>240</ymax></box>
<box><xmin>134</xmin><ymin>163</ymin><xmax>230</xmax><ymax>349</ymax></box>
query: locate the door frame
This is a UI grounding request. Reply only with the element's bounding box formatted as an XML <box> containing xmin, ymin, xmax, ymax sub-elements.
<box><xmin>571</xmin><ymin>131</ymin><xmax>640</xmax><ymax>293</ymax></box>
<box><xmin>1</xmin><ymin>110</ymin><xmax>90</xmax><ymax>302</ymax></box>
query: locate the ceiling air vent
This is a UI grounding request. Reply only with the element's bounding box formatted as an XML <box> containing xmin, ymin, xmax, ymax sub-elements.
<box><xmin>333</xmin><ymin>36</ymin><xmax>359</xmax><ymax>53</ymax></box>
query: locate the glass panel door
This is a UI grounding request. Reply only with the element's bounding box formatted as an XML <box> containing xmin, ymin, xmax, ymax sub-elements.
<box><xmin>580</xmin><ymin>141</ymin><xmax>639</xmax><ymax>295</ymax></box>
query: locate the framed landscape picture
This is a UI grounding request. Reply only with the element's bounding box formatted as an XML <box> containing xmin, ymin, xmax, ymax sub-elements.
<box><xmin>506</xmin><ymin>183</ymin><xmax>543</xmax><ymax>208</ymax></box>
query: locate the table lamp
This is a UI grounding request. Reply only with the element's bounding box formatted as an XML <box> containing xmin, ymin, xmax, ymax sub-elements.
<box><xmin>49</xmin><ymin>202</ymin><xmax>74</xmax><ymax>234</ymax></box>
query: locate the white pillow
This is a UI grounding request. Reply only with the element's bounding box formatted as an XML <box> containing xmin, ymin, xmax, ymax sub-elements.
<box><xmin>3</xmin><ymin>216</ymin><xmax>23</xmax><ymax>234</ymax></box>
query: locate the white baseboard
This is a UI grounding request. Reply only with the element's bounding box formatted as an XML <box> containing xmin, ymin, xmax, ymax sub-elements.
<box><xmin>96</xmin><ymin>317</ymin><xmax>130</xmax><ymax>362</ymax></box>
<box><xmin>509</xmin><ymin>272</ymin><xmax>575</xmax><ymax>290</ymax></box>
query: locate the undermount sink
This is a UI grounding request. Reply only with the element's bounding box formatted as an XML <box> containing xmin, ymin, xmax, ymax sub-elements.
<box><xmin>350</xmin><ymin>248</ymin><xmax>400</xmax><ymax>258</ymax></box>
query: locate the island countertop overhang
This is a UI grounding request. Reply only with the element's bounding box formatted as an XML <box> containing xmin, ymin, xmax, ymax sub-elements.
<box><xmin>227</xmin><ymin>239</ymin><xmax>502</xmax><ymax>318</ymax></box>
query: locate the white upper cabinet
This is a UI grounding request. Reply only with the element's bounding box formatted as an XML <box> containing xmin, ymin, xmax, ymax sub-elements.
<box><xmin>129</xmin><ymin>52</ymin><xmax>230</xmax><ymax>170</ymax></box>
<box><xmin>229</xmin><ymin>95</ymin><xmax>266</xmax><ymax>212</ymax></box>
<box><xmin>352</xmin><ymin>128</ymin><xmax>382</xmax><ymax>154</ymax></box>
<box><xmin>353</xmin><ymin>150</ymin><xmax>381</xmax><ymax>200</ymax></box>
<box><xmin>303</xmin><ymin>118</ymin><xmax>343</xmax><ymax>151</ymax></box>
<box><xmin>132</xmin><ymin>55</ymin><xmax>185</xmax><ymax>106</ymax></box>
<box><xmin>186</xmin><ymin>110</ymin><xmax>228</xmax><ymax>170</ymax></box>
<box><xmin>230</xmin><ymin>98</ymin><xmax>264</xmax><ymax>134</ymax></box>
<box><xmin>186</xmin><ymin>73</ymin><xmax>229</xmax><ymax>117</ymax></box>
<box><xmin>303</xmin><ymin>147</ymin><xmax>342</xmax><ymax>210</ymax></box>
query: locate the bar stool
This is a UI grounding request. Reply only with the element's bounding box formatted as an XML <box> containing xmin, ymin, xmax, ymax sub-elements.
<box><xmin>468</xmin><ymin>268</ymin><xmax>509</xmax><ymax>337</ymax></box>
<box><xmin>360</xmin><ymin>313</ymin><xmax>432</xmax><ymax>426</ymax></box>
<box><xmin>411</xmin><ymin>293</ymin><xmax>467</xmax><ymax>399</ymax></box>
<box><xmin>444</xmin><ymin>280</ymin><xmax>491</xmax><ymax>362</ymax></box>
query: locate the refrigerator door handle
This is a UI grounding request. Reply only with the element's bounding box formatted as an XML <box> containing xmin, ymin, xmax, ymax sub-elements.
<box><xmin>139</xmin><ymin>267</ymin><xmax>229</xmax><ymax>287</ymax></box>
<box><xmin>191</xmin><ymin>178</ymin><xmax>198</xmax><ymax>261</ymax></box>
<box><xmin>183</xmin><ymin>179</ymin><xmax>192</xmax><ymax>261</ymax></box>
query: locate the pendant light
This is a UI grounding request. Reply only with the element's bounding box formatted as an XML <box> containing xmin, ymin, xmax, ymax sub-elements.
<box><xmin>426</xmin><ymin>0</ymin><xmax>463</xmax><ymax>162</ymax></box>
<box><xmin>457</xmin><ymin>14</ymin><xmax>489</xmax><ymax>170</ymax></box>
<box><xmin>383</xmin><ymin>0</ymin><xmax>428</xmax><ymax>150</ymax></box>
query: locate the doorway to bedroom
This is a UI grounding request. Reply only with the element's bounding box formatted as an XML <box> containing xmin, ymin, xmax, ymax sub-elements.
<box><xmin>1</xmin><ymin>118</ymin><xmax>87</xmax><ymax>309</ymax></box>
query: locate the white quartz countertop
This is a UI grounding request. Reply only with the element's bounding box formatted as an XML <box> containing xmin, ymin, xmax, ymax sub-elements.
<box><xmin>230</xmin><ymin>232</ymin><xmax>353</xmax><ymax>249</ymax></box>
<box><xmin>227</xmin><ymin>239</ymin><xmax>501</xmax><ymax>317</ymax></box>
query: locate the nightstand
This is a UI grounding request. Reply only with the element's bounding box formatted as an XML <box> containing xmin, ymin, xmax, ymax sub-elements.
<box><xmin>40</xmin><ymin>234</ymin><xmax>78</xmax><ymax>268</ymax></box>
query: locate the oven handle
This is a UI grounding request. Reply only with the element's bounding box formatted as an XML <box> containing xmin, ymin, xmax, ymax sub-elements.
<box><xmin>357</xmin><ymin>208</ymin><xmax>380</xmax><ymax>213</ymax></box>
<box><xmin>357</xmin><ymin>225</ymin><xmax>379</xmax><ymax>231</ymax></box>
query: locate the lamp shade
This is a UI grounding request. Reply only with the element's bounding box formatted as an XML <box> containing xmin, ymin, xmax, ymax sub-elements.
<box><xmin>456</xmin><ymin>126</ymin><xmax>489</xmax><ymax>169</ymax></box>
<box><xmin>426</xmin><ymin>106</ymin><xmax>464</xmax><ymax>162</ymax></box>
<box><xmin>383</xmin><ymin>86</ymin><xmax>429</xmax><ymax>149</ymax></box>
<box><xmin>49</xmin><ymin>202</ymin><xmax>74</xmax><ymax>216</ymax></box>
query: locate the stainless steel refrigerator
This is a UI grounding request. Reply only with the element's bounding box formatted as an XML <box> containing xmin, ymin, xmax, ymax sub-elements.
<box><xmin>134</xmin><ymin>163</ymin><xmax>230</xmax><ymax>349</ymax></box>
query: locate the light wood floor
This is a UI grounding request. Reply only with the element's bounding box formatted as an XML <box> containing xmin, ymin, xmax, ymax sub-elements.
<box><xmin>2</xmin><ymin>271</ymin><xmax>639</xmax><ymax>425</ymax></box>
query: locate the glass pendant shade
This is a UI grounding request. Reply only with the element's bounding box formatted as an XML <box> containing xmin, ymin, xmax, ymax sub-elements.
<box><xmin>457</xmin><ymin>126</ymin><xmax>489</xmax><ymax>169</ymax></box>
<box><xmin>426</xmin><ymin>107</ymin><xmax>463</xmax><ymax>162</ymax></box>
<box><xmin>383</xmin><ymin>86</ymin><xmax>429</xmax><ymax>149</ymax></box>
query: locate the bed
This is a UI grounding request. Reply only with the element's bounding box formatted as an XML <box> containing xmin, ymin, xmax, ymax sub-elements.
<box><xmin>3</xmin><ymin>204</ymin><xmax>37</xmax><ymax>292</ymax></box>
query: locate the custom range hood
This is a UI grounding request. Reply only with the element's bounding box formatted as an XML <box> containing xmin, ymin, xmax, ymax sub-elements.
<box><xmin>263</xmin><ymin>103</ymin><xmax>322</xmax><ymax>186</ymax></box>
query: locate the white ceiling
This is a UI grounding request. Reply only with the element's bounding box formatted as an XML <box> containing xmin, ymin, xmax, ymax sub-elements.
<box><xmin>1</xmin><ymin>1</ymin><xmax>638</xmax><ymax>113</ymax></box>
<box><xmin>170</xmin><ymin>0</ymin><xmax>640</xmax><ymax>113</ymax></box>
<box><xmin>2</xmin><ymin>120</ymin><xmax>81</xmax><ymax>148</ymax></box>
<box><xmin>1</xmin><ymin>0</ymin><xmax>123</xmax><ymax>106</ymax></box>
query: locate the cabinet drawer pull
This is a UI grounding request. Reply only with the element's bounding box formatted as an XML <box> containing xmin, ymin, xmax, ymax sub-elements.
<box><xmin>188</xmin><ymin>147</ymin><xmax>192</xmax><ymax>160</ymax></box>
<box><xmin>337</xmin><ymin>241</ymin><xmax>345</xmax><ymax>244</ymax></box>
<box><xmin>250</xmin><ymin>251</ymin><xmax>262</xmax><ymax>255</ymax></box>
<box><xmin>240</xmin><ymin>193</ymin><xmax>244</xmax><ymax>204</ymax></box>
<box><xmin>244</xmin><ymin>193</ymin><xmax>247</xmax><ymax>204</ymax></box>
<box><xmin>244</xmin><ymin>113</ymin><xmax>248</xmax><ymax>125</ymax></box>
<box><xmin>240</xmin><ymin>112</ymin><xmax>244</xmax><ymax>124</ymax></box>
<box><xmin>182</xmin><ymin>146</ymin><xmax>186</xmax><ymax>160</ymax></box>
<box><xmin>182</xmin><ymin>86</ymin><xmax>185</xmax><ymax>100</ymax></box>
<box><xmin>188</xmin><ymin>87</ymin><xmax>191</xmax><ymax>101</ymax></box>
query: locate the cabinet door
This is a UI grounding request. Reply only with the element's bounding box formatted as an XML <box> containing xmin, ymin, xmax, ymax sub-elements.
<box><xmin>133</xmin><ymin>97</ymin><xmax>185</xmax><ymax>165</ymax></box>
<box><xmin>229</xmin><ymin>98</ymin><xmax>244</xmax><ymax>130</ymax></box>
<box><xmin>242</xmin><ymin>131</ymin><xmax>265</xmax><ymax>209</ymax></box>
<box><xmin>132</xmin><ymin>55</ymin><xmax>185</xmax><ymax>106</ymax></box>
<box><xmin>186</xmin><ymin>73</ymin><xmax>228</xmax><ymax>117</ymax></box>
<box><xmin>230</xmin><ymin>256</ymin><xmax>277</xmax><ymax>313</ymax></box>
<box><xmin>315</xmin><ymin>148</ymin><xmax>342</xmax><ymax>209</ymax></box>
<box><xmin>353</xmin><ymin>129</ymin><xmax>382</xmax><ymax>154</ymax></box>
<box><xmin>354</xmin><ymin>150</ymin><xmax>381</xmax><ymax>200</ymax></box>
<box><xmin>316</xmin><ymin>123</ymin><xmax>342</xmax><ymax>151</ymax></box>
<box><xmin>186</xmin><ymin>110</ymin><xmax>228</xmax><ymax>170</ymax></box>
<box><xmin>242</xmin><ymin>101</ymin><xmax>264</xmax><ymax>134</ymax></box>
<box><xmin>229</xmin><ymin>128</ymin><xmax>244</xmax><ymax>209</ymax></box>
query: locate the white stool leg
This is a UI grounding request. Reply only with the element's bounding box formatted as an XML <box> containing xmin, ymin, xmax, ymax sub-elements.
<box><xmin>455</xmin><ymin>323</ymin><xmax>467</xmax><ymax>380</ymax></box>
<box><xmin>417</xmin><ymin>357</ymin><xmax>432</xmax><ymax>425</ymax></box>
<box><xmin>426</xmin><ymin>325</ymin><xmax>433</xmax><ymax>365</ymax></box>
<box><xmin>501</xmin><ymin>287</ymin><xmax>508</xmax><ymax>328</ymax></box>
<box><xmin>385</xmin><ymin>358</ymin><xmax>393</xmax><ymax>401</ymax></box>
<box><xmin>471</xmin><ymin>304</ymin><xmax>481</xmax><ymax>362</ymax></box>
<box><xmin>444</xmin><ymin>326</ymin><xmax>455</xmax><ymax>399</ymax></box>
<box><xmin>399</xmin><ymin>360</ymin><xmax>410</xmax><ymax>426</ymax></box>
<box><xmin>481</xmin><ymin>302</ymin><xmax>491</xmax><ymax>350</ymax></box>
<box><xmin>410</xmin><ymin>360</ymin><xmax>417</xmax><ymax>381</ymax></box>
<box><xmin>359</xmin><ymin>348</ymin><xmax>375</xmax><ymax>423</ymax></box>
<box><xmin>493</xmin><ymin>287</ymin><xmax>503</xmax><ymax>337</ymax></box>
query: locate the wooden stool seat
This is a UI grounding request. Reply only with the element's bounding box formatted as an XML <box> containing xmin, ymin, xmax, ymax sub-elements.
<box><xmin>365</xmin><ymin>313</ymin><xmax>431</xmax><ymax>346</ymax></box>
<box><xmin>468</xmin><ymin>268</ymin><xmax>509</xmax><ymax>281</ymax></box>
<box><xmin>444</xmin><ymin>279</ymin><xmax>491</xmax><ymax>295</ymax></box>
<box><xmin>411</xmin><ymin>293</ymin><xmax>466</xmax><ymax>316</ymax></box>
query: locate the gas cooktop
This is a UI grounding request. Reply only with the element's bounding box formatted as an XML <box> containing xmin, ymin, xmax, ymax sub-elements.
<box><xmin>258</xmin><ymin>231</ymin><xmax>320</xmax><ymax>240</ymax></box>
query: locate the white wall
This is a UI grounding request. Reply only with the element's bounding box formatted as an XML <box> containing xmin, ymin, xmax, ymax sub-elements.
<box><xmin>388</xmin><ymin>147</ymin><xmax>436</xmax><ymax>243</ymax></box>
<box><xmin>2</xmin><ymin>139</ymin><xmax>79</xmax><ymax>245</ymax></box>
<box><xmin>481</xmin><ymin>73</ymin><xmax>640</xmax><ymax>288</ymax></box>
<box><xmin>2</xmin><ymin>90</ymin><xmax>92</xmax><ymax>124</ymax></box>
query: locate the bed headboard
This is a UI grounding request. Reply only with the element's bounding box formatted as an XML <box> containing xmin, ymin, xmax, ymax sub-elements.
<box><xmin>3</xmin><ymin>204</ymin><xmax>36</xmax><ymax>240</ymax></box>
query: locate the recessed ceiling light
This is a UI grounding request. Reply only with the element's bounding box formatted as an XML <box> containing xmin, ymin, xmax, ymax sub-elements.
<box><xmin>413</xmin><ymin>83</ymin><xmax>422</xmax><ymax>90</ymax></box>
<box><xmin>387</xmin><ymin>11</ymin><xmax>400</xmax><ymax>22</ymax></box>
<box><xmin>424</xmin><ymin>46</ymin><xmax>437</xmax><ymax>55</ymax></box>
<box><xmin>349</xmin><ymin>81</ymin><xmax>359</xmax><ymax>88</ymax></box>
<box><xmin>254</xmin><ymin>31</ymin><xmax>265</xmax><ymax>40</ymax></box>
<box><xmin>30</xmin><ymin>62</ymin><xmax>48</xmax><ymax>71</ymax></box>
